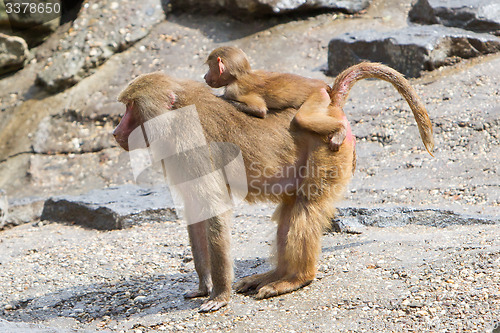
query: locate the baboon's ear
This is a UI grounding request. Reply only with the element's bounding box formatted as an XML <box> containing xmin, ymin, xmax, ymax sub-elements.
<box><xmin>217</xmin><ymin>57</ymin><xmax>225</xmax><ymax>75</ymax></box>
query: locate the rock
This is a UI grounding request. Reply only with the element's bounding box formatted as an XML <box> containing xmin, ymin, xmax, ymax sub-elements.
<box><xmin>331</xmin><ymin>207</ymin><xmax>499</xmax><ymax>230</ymax></box>
<box><xmin>0</xmin><ymin>0</ymin><xmax>61</xmax><ymax>47</ymax></box>
<box><xmin>328</xmin><ymin>25</ymin><xmax>500</xmax><ymax>77</ymax></box>
<box><xmin>35</xmin><ymin>0</ymin><xmax>165</xmax><ymax>93</ymax></box>
<box><xmin>170</xmin><ymin>0</ymin><xmax>371</xmax><ymax>16</ymax></box>
<box><xmin>0</xmin><ymin>189</ymin><xmax>7</xmax><ymax>229</ymax></box>
<box><xmin>32</xmin><ymin>112</ymin><xmax>116</xmax><ymax>154</ymax></box>
<box><xmin>0</xmin><ymin>33</ymin><xmax>29</xmax><ymax>75</ymax></box>
<box><xmin>409</xmin><ymin>0</ymin><xmax>500</xmax><ymax>36</ymax></box>
<box><xmin>25</xmin><ymin>148</ymin><xmax>137</xmax><ymax>198</ymax></box>
<box><xmin>41</xmin><ymin>184</ymin><xmax>177</xmax><ymax>230</ymax></box>
<box><xmin>3</xmin><ymin>197</ymin><xmax>44</xmax><ymax>229</ymax></box>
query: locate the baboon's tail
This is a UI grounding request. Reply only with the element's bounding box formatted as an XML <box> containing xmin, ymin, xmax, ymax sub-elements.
<box><xmin>331</xmin><ymin>62</ymin><xmax>434</xmax><ymax>156</ymax></box>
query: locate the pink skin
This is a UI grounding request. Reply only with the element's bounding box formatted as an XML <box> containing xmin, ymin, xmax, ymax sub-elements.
<box><xmin>113</xmin><ymin>96</ymin><xmax>176</xmax><ymax>151</ymax></box>
<box><xmin>218</xmin><ymin>57</ymin><xmax>224</xmax><ymax>75</ymax></box>
<box><xmin>342</xmin><ymin>115</ymin><xmax>355</xmax><ymax>147</ymax></box>
<box><xmin>112</xmin><ymin>103</ymin><xmax>142</xmax><ymax>151</ymax></box>
<box><xmin>329</xmin><ymin>115</ymin><xmax>355</xmax><ymax>151</ymax></box>
<box><xmin>315</xmin><ymin>88</ymin><xmax>355</xmax><ymax>151</ymax></box>
<box><xmin>319</xmin><ymin>88</ymin><xmax>330</xmax><ymax>101</ymax></box>
<box><xmin>322</xmin><ymin>88</ymin><xmax>356</xmax><ymax>148</ymax></box>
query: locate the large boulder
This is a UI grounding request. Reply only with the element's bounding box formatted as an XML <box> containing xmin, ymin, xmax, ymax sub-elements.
<box><xmin>170</xmin><ymin>0</ymin><xmax>371</xmax><ymax>16</ymax></box>
<box><xmin>409</xmin><ymin>0</ymin><xmax>500</xmax><ymax>36</ymax></box>
<box><xmin>328</xmin><ymin>25</ymin><xmax>500</xmax><ymax>77</ymax></box>
<box><xmin>32</xmin><ymin>112</ymin><xmax>116</xmax><ymax>154</ymax></box>
<box><xmin>0</xmin><ymin>32</ymin><xmax>29</xmax><ymax>75</ymax></box>
<box><xmin>35</xmin><ymin>0</ymin><xmax>165</xmax><ymax>93</ymax></box>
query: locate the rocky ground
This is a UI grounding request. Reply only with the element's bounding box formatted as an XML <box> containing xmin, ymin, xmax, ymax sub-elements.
<box><xmin>0</xmin><ymin>0</ymin><xmax>498</xmax><ymax>331</ymax></box>
<box><xmin>0</xmin><ymin>206</ymin><xmax>498</xmax><ymax>332</ymax></box>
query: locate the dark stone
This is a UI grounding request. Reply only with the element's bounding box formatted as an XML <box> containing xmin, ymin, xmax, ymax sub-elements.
<box><xmin>409</xmin><ymin>0</ymin><xmax>500</xmax><ymax>36</ymax></box>
<box><xmin>0</xmin><ymin>33</ymin><xmax>29</xmax><ymax>75</ymax></box>
<box><xmin>170</xmin><ymin>0</ymin><xmax>371</xmax><ymax>16</ymax></box>
<box><xmin>41</xmin><ymin>185</ymin><xmax>177</xmax><ymax>230</ymax></box>
<box><xmin>328</xmin><ymin>25</ymin><xmax>500</xmax><ymax>77</ymax></box>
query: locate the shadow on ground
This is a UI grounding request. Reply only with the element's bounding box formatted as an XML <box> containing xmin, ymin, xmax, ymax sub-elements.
<box><xmin>0</xmin><ymin>258</ymin><xmax>274</xmax><ymax>323</ymax></box>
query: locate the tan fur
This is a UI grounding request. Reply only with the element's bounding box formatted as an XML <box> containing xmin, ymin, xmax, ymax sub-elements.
<box><xmin>204</xmin><ymin>46</ymin><xmax>349</xmax><ymax>151</ymax></box>
<box><xmin>206</xmin><ymin>46</ymin><xmax>251</xmax><ymax>78</ymax></box>
<box><xmin>205</xmin><ymin>47</ymin><xmax>328</xmax><ymax>111</ymax></box>
<box><xmin>113</xmin><ymin>61</ymin><xmax>433</xmax><ymax>312</ymax></box>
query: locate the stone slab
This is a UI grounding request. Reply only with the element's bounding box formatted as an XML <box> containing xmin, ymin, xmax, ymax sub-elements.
<box><xmin>328</xmin><ymin>24</ymin><xmax>500</xmax><ymax>77</ymax></box>
<box><xmin>409</xmin><ymin>0</ymin><xmax>500</xmax><ymax>36</ymax></box>
<box><xmin>41</xmin><ymin>184</ymin><xmax>176</xmax><ymax>230</ymax></box>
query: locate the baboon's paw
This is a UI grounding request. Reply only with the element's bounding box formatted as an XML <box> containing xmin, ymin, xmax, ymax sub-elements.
<box><xmin>255</xmin><ymin>278</ymin><xmax>313</xmax><ymax>299</ymax></box>
<box><xmin>235</xmin><ymin>271</ymin><xmax>276</xmax><ymax>294</ymax></box>
<box><xmin>199</xmin><ymin>297</ymin><xmax>228</xmax><ymax>313</ymax></box>
<box><xmin>184</xmin><ymin>289</ymin><xmax>210</xmax><ymax>299</ymax></box>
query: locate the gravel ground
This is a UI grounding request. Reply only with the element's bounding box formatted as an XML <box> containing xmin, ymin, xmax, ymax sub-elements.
<box><xmin>0</xmin><ymin>203</ymin><xmax>498</xmax><ymax>332</ymax></box>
